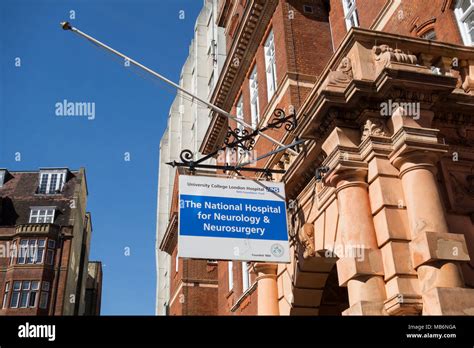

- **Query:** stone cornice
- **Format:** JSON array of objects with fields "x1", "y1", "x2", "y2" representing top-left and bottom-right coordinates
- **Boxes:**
[{"x1": 159, "y1": 212, "x2": 178, "y2": 255}]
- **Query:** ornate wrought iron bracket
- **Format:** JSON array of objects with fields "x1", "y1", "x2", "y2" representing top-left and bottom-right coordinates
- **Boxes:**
[{"x1": 166, "y1": 108, "x2": 298, "y2": 176}]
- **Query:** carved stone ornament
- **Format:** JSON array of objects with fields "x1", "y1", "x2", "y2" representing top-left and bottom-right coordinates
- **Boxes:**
[
  {"x1": 361, "y1": 118, "x2": 389, "y2": 140},
  {"x1": 372, "y1": 44, "x2": 418, "y2": 67},
  {"x1": 298, "y1": 223, "x2": 316, "y2": 258},
  {"x1": 440, "y1": 159, "x2": 474, "y2": 215},
  {"x1": 327, "y1": 57, "x2": 353, "y2": 85}
]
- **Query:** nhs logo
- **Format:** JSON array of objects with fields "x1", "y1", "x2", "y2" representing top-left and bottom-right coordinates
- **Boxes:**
[{"x1": 266, "y1": 187, "x2": 280, "y2": 193}]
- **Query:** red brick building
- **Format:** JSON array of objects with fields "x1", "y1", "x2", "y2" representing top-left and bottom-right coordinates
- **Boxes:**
[
  {"x1": 0, "y1": 168, "x2": 102, "y2": 315},
  {"x1": 161, "y1": 0, "x2": 474, "y2": 315}
]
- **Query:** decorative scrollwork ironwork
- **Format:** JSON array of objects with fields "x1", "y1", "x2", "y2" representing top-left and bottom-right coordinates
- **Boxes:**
[
  {"x1": 266, "y1": 108, "x2": 297, "y2": 132},
  {"x1": 224, "y1": 127, "x2": 256, "y2": 152},
  {"x1": 166, "y1": 108, "x2": 300, "y2": 176},
  {"x1": 179, "y1": 149, "x2": 194, "y2": 164}
]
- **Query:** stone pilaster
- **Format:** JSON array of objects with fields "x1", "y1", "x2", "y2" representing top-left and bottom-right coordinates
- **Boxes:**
[
  {"x1": 360, "y1": 116, "x2": 422, "y2": 315},
  {"x1": 389, "y1": 111, "x2": 474, "y2": 315},
  {"x1": 322, "y1": 127, "x2": 387, "y2": 315}
]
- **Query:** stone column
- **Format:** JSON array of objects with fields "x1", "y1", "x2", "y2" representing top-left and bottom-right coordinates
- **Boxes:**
[
  {"x1": 253, "y1": 263, "x2": 279, "y2": 315},
  {"x1": 389, "y1": 112, "x2": 474, "y2": 315},
  {"x1": 323, "y1": 127, "x2": 387, "y2": 315}
]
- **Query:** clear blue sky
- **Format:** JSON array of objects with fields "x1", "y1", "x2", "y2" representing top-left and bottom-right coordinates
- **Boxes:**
[{"x1": 0, "y1": 0, "x2": 203, "y2": 315}]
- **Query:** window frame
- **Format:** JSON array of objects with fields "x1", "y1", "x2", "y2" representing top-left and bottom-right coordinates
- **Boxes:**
[
  {"x1": 38, "y1": 170, "x2": 66, "y2": 195},
  {"x1": 249, "y1": 66, "x2": 260, "y2": 129},
  {"x1": 0, "y1": 170, "x2": 5, "y2": 187},
  {"x1": 2, "y1": 282, "x2": 9, "y2": 309},
  {"x1": 228, "y1": 261, "x2": 234, "y2": 291},
  {"x1": 264, "y1": 30, "x2": 277, "y2": 101},
  {"x1": 16, "y1": 238, "x2": 47, "y2": 265},
  {"x1": 342, "y1": 0, "x2": 360, "y2": 30},
  {"x1": 9, "y1": 281, "x2": 21, "y2": 308},
  {"x1": 235, "y1": 96, "x2": 244, "y2": 131},
  {"x1": 6, "y1": 280, "x2": 46, "y2": 309},
  {"x1": 454, "y1": 0, "x2": 474, "y2": 45},
  {"x1": 29, "y1": 207, "x2": 56, "y2": 224},
  {"x1": 39, "y1": 282, "x2": 50, "y2": 309},
  {"x1": 241, "y1": 261, "x2": 251, "y2": 292}
]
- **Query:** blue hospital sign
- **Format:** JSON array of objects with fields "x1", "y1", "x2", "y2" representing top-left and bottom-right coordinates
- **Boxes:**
[{"x1": 178, "y1": 175, "x2": 290, "y2": 263}]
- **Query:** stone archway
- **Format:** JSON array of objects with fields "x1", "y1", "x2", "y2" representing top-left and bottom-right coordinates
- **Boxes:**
[
  {"x1": 289, "y1": 238, "x2": 349, "y2": 315},
  {"x1": 319, "y1": 265, "x2": 349, "y2": 315}
]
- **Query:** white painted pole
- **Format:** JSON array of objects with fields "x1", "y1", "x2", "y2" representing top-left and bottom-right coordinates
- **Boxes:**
[{"x1": 60, "y1": 22, "x2": 299, "y2": 156}]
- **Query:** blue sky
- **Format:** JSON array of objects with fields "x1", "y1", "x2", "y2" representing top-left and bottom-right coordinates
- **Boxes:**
[{"x1": 0, "y1": 0, "x2": 203, "y2": 315}]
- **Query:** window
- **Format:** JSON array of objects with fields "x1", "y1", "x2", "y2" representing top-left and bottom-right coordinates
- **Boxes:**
[
  {"x1": 46, "y1": 240, "x2": 56, "y2": 265},
  {"x1": 342, "y1": 0, "x2": 359, "y2": 30},
  {"x1": 236, "y1": 96, "x2": 244, "y2": 131},
  {"x1": 29, "y1": 207, "x2": 55, "y2": 224},
  {"x1": 242, "y1": 262, "x2": 251, "y2": 292},
  {"x1": 7, "y1": 281, "x2": 46, "y2": 309},
  {"x1": 455, "y1": 0, "x2": 474, "y2": 45},
  {"x1": 175, "y1": 253, "x2": 179, "y2": 273},
  {"x1": 303, "y1": 5, "x2": 314, "y2": 13},
  {"x1": 17, "y1": 239, "x2": 46, "y2": 264},
  {"x1": 0, "y1": 169, "x2": 6, "y2": 187},
  {"x1": 264, "y1": 30, "x2": 277, "y2": 100},
  {"x1": 208, "y1": 71, "x2": 215, "y2": 97},
  {"x1": 38, "y1": 170, "x2": 66, "y2": 194},
  {"x1": 39, "y1": 282, "x2": 50, "y2": 309},
  {"x1": 10, "y1": 282, "x2": 21, "y2": 308},
  {"x1": 421, "y1": 29, "x2": 437, "y2": 40},
  {"x1": 249, "y1": 66, "x2": 260, "y2": 128},
  {"x1": 9, "y1": 281, "x2": 39, "y2": 308},
  {"x1": 2, "y1": 282, "x2": 9, "y2": 309},
  {"x1": 9, "y1": 241, "x2": 17, "y2": 265},
  {"x1": 228, "y1": 261, "x2": 234, "y2": 291}
]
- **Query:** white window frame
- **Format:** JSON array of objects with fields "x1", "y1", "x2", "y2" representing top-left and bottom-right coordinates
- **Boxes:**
[
  {"x1": 236, "y1": 96, "x2": 244, "y2": 131},
  {"x1": 0, "y1": 170, "x2": 5, "y2": 187},
  {"x1": 342, "y1": 0, "x2": 359, "y2": 30},
  {"x1": 10, "y1": 280, "x2": 39, "y2": 309},
  {"x1": 264, "y1": 30, "x2": 277, "y2": 101},
  {"x1": 175, "y1": 253, "x2": 179, "y2": 273},
  {"x1": 38, "y1": 170, "x2": 67, "y2": 194},
  {"x1": 242, "y1": 262, "x2": 250, "y2": 292},
  {"x1": 228, "y1": 261, "x2": 234, "y2": 291},
  {"x1": 234, "y1": 97, "x2": 245, "y2": 164},
  {"x1": 29, "y1": 207, "x2": 56, "y2": 224},
  {"x1": 249, "y1": 66, "x2": 260, "y2": 129},
  {"x1": 454, "y1": 0, "x2": 474, "y2": 45},
  {"x1": 17, "y1": 238, "x2": 46, "y2": 264},
  {"x1": 2, "y1": 282, "x2": 9, "y2": 309}
]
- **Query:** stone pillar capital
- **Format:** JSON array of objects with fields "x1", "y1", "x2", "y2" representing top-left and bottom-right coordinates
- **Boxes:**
[
  {"x1": 324, "y1": 162, "x2": 368, "y2": 189},
  {"x1": 253, "y1": 263, "x2": 278, "y2": 280},
  {"x1": 389, "y1": 127, "x2": 448, "y2": 177}
]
